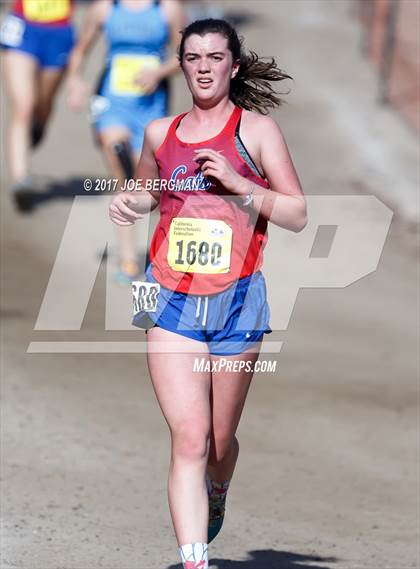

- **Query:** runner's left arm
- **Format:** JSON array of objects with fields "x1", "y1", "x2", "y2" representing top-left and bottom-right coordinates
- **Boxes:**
[
  {"x1": 158, "y1": 0, "x2": 185, "y2": 79},
  {"x1": 137, "y1": 0, "x2": 185, "y2": 95},
  {"x1": 66, "y1": 0, "x2": 108, "y2": 110},
  {"x1": 193, "y1": 116, "x2": 307, "y2": 232},
  {"x1": 250, "y1": 115, "x2": 307, "y2": 231}
]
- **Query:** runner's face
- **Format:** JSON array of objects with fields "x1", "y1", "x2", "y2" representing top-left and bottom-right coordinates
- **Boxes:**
[{"x1": 182, "y1": 33, "x2": 239, "y2": 103}]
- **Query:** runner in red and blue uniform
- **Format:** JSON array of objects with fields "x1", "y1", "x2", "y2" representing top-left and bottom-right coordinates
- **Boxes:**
[
  {"x1": 109, "y1": 18, "x2": 307, "y2": 569},
  {"x1": 0, "y1": 0, "x2": 76, "y2": 211}
]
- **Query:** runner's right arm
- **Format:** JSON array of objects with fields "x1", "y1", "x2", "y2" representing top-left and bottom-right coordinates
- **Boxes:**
[{"x1": 109, "y1": 117, "x2": 173, "y2": 225}]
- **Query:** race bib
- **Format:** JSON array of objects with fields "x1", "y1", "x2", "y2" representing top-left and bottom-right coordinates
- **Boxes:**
[
  {"x1": 168, "y1": 218, "x2": 232, "y2": 274},
  {"x1": 0, "y1": 15, "x2": 24, "y2": 47},
  {"x1": 110, "y1": 54, "x2": 160, "y2": 96},
  {"x1": 22, "y1": 0, "x2": 71, "y2": 23},
  {"x1": 132, "y1": 281, "x2": 160, "y2": 315}
]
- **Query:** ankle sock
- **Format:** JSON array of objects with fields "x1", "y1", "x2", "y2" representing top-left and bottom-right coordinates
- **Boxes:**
[{"x1": 178, "y1": 542, "x2": 208, "y2": 569}]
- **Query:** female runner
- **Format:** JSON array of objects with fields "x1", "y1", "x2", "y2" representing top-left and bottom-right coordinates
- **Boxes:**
[
  {"x1": 66, "y1": 0, "x2": 184, "y2": 282},
  {"x1": 109, "y1": 18, "x2": 307, "y2": 569},
  {"x1": 0, "y1": 0, "x2": 76, "y2": 212}
]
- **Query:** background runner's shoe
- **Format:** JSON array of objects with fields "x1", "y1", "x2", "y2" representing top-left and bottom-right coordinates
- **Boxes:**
[
  {"x1": 10, "y1": 178, "x2": 36, "y2": 214},
  {"x1": 114, "y1": 260, "x2": 141, "y2": 285}
]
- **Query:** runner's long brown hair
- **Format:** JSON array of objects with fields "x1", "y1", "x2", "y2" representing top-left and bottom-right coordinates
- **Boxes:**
[{"x1": 178, "y1": 19, "x2": 292, "y2": 114}]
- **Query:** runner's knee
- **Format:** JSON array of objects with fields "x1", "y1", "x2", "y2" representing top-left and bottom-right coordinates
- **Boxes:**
[
  {"x1": 208, "y1": 434, "x2": 238, "y2": 466},
  {"x1": 171, "y1": 423, "x2": 211, "y2": 463},
  {"x1": 11, "y1": 100, "x2": 34, "y2": 124}
]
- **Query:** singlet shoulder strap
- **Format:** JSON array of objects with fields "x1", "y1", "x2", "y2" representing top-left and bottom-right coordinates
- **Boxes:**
[
  {"x1": 235, "y1": 112, "x2": 242, "y2": 136},
  {"x1": 170, "y1": 112, "x2": 188, "y2": 135},
  {"x1": 225, "y1": 105, "x2": 243, "y2": 137},
  {"x1": 154, "y1": 113, "x2": 188, "y2": 157}
]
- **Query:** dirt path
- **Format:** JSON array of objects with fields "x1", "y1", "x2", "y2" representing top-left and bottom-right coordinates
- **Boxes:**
[{"x1": 1, "y1": 2, "x2": 418, "y2": 568}]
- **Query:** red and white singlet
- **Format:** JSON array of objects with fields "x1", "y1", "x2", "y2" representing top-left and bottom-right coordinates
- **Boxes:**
[{"x1": 150, "y1": 105, "x2": 270, "y2": 295}]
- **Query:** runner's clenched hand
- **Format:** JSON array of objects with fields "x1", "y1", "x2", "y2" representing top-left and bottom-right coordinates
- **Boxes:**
[
  {"x1": 135, "y1": 68, "x2": 161, "y2": 95},
  {"x1": 193, "y1": 148, "x2": 248, "y2": 195},
  {"x1": 109, "y1": 193, "x2": 143, "y2": 226}
]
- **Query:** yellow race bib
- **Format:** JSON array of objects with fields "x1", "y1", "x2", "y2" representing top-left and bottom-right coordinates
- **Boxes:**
[
  {"x1": 23, "y1": 0, "x2": 70, "y2": 23},
  {"x1": 168, "y1": 218, "x2": 232, "y2": 274},
  {"x1": 110, "y1": 54, "x2": 160, "y2": 96}
]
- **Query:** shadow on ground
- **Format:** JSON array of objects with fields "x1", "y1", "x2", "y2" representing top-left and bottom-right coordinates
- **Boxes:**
[
  {"x1": 15, "y1": 177, "x2": 111, "y2": 213},
  {"x1": 167, "y1": 549, "x2": 338, "y2": 569},
  {"x1": 36, "y1": 176, "x2": 110, "y2": 202}
]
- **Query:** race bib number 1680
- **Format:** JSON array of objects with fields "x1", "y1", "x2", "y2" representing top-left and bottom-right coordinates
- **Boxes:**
[{"x1": 168, "y1": 217, "x2": 232, "y2": 274}]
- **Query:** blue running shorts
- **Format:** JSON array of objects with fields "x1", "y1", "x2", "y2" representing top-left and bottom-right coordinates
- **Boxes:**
[
  {"x1": 90, "y1": 86, "x2": 168, "y2": 153},
  {"x1": 0, "y1": 14, "x2": 75, "y2": 69},
  {"x1": 132, "y1": 265, "x2": 271, "y2": 356}
]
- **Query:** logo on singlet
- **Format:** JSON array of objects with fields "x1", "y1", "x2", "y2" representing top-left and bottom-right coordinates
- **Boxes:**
[{"x1": 169, "y1": 165, "x2": 212, "y2": 192}]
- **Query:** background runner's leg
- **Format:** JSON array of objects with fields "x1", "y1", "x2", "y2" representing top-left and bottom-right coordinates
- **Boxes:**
[
  {"x1": 113, "y1": 140, "x2": 134, "y2": 179},
  {"x1": 99, "y1": 127, "x2": 139, "y2": 277},
  {"x1": 2, "y1": 51, "x2": 37, "y2": 184},
  {"x1": 32, "y1": 67, "x2": 66, "y2": 147},
  {"x1": 98, "y1": 127, "x2": 132, "y2": 182}
]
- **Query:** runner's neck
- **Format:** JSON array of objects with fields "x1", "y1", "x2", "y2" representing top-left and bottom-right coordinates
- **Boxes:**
[{"x1": 176, "y1": 102, "x2": 237, "y2": 143}]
